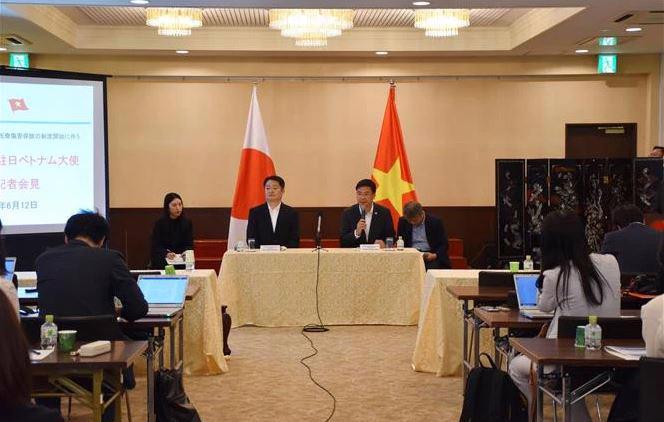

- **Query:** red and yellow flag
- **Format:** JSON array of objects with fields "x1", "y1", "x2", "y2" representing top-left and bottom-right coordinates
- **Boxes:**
[{"x1": 372, "y1": 85, "x2": 417, "y2": 229}]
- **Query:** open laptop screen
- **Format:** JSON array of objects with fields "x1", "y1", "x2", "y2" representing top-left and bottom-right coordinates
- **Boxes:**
[
  {"x1": 514, "y1": 274, "x2": 539, "y2": 307},
  {"x1": 2, "y1": 257, "x2": 16, "y2": 281},
  {"x1": 138, "y1": 275, "x2": 188, "y2": 305}
]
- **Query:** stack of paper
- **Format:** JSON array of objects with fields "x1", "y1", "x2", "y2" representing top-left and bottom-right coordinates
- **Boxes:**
[{"x1": 604, "y1": 346, "x2": 647, "y2": 361}]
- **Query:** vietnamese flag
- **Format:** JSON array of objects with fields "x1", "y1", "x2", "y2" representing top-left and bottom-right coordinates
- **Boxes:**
[
  {"x1": 8, "y1": 98, "x2": 28, "y2": 112},
  {"x1": 227, "y1": 86, "x2": 276, "y2": 250},
  {"x1": 371, "y1": 84, "x2": 417, "y2": 230}
]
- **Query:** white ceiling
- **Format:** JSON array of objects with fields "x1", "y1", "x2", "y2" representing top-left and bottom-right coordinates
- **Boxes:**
[{"x1": 0, "y1": 0, "x2": 662, "y2": 56}]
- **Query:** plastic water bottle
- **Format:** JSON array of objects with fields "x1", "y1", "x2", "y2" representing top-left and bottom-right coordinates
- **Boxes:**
[
  {"x1": 396, "y1": 236, "x2": 405, "y2": 250},
  {"x1": 523, "y1": 255, "x2": 534, "y2": 271},
  {"x1": 40, "y1": 314, "x2": 58, "y2": 350},
  {"x1": 584, "y1": 315, "x2": 602, "y2": 351}
]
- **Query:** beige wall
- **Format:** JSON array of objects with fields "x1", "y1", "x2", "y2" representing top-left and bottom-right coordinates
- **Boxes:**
[{"x1": 26, "y1": 54, "x2": 661, "y2": 207}]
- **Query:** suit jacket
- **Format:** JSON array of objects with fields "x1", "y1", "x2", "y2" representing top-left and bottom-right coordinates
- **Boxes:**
[
  {"x1": 150, "y1": 215, "x2": 194, "y2": 269},
  {"x1": 340, "y1": 203, "x2": 395, "y2": 247},
  {"x1": 601, "y1": 223, "x2": 662, "y2": 274},
  {"x1": 246, "y1": 202, "x2": 300, "y2": 248},
  {"x1": 1, "y1": 404, "x2": 64, "y2": 422},
  {"x1": 36, "y1": 240, "x2": 148, "y2": 322},
  {"x1": 397, "y1": 213, "x2": 451, "y2": 269}
]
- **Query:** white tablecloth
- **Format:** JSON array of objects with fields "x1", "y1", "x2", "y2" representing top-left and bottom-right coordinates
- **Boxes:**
[{"x1": 219, "y1": 248, "x2": 426, "y2": 327}]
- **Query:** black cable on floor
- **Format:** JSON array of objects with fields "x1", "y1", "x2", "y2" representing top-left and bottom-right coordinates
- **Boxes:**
[
  {"x1": 303, "y1": 246, "x2": 328, "y2": 333},
  {"x1": 300, "y1": 329, "x2": 337, "y2": 422}
]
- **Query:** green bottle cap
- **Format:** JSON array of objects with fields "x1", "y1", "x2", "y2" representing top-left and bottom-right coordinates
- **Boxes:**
[
  {"x1": 588, "y1": 315, "x2": 597, "y2": 325},
  {"x1": 45, "y1": 314, "x2": 54, "y2": 323}
]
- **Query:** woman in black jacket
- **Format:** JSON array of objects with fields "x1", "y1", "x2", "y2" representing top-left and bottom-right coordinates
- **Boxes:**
[{"x1": 150, "y1": 192, "x2": 194, "y2": 269}]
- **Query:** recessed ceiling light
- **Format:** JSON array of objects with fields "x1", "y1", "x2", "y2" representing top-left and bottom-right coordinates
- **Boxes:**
[
  {"x1": 412, "y1": 1, "x2": 431, "y2": 6},
  {"x1": 175, "y1": 50, "x2": 189, "y2": 54},
  {"x1": 130, "y1": 0, "x2": 149, "y2": 4},
  {"x1": 575, "y1": 49, "x2": 589, "y2": 54},
  {"x1": 375, "y1": 51, "x2": 389, "y2": 55},
  {"x1": 0, "y1": 47, "x2": 7, "y2": 52},
  {"x1": 625, "y1": 27, "x2": 642, "y2": 32}
]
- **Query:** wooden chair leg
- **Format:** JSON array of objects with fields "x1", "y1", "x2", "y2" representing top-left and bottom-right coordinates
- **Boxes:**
[
  {"x1": 67, "y1": 397, "x2": 72, "y2": 421},
  {"x1": 222, "y1": 305, "x2": 232, "y2": 355},
  {"x1": 125, "y1": 391, "x2": 132, "y2": 422}
]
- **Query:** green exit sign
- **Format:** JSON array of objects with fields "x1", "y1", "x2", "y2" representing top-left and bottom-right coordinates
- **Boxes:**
[
  {"x1": 598, "y1": 54, "x2": 617, "y2": 74},
  {"x1": 9, "y1": 53, "x2": 30, "y2": 68}
]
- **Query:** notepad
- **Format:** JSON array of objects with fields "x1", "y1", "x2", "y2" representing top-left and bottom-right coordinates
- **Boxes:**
[
  {"x1": 30, "y1": 348, "x2": 55, "y2": 361},
  {"x1": 604, "y1": 346, "x2": 647, "y2": 361}
]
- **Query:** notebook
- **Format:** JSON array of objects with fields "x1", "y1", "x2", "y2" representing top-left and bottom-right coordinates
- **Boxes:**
[
  {"x1": 138, "y1": 275, "x2": 188, "y2": 317},
  {"x1": 514, "y1": 273, "x2": 554, "y2": 319}
]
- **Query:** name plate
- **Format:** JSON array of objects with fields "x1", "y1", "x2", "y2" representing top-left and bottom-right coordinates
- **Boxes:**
[
  {"x1": 260, "y1": 245, "x2": 281, "y2": 252},
  {"x1": 359, "y1": 244, "x2": 381, "y2": 251}
]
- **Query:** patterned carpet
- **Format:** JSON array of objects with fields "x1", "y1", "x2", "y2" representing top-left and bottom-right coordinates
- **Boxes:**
[{"x1": 69, "y1": 325, "x2": 463, "y2": 421}]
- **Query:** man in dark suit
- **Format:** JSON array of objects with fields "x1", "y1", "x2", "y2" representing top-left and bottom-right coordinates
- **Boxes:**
[
  {"x1": 601, "y1": 204, "x2": 661, "y2": 274},
  {"x1": 36, "y1": 212, "x2": 147, "y2": 422},
  {"x1": 340, "y1": 178, "x2": 395, "y2": 248},
  {"x1": 247, "y1": 175, "x2": 300, "y2": 248},
  {"x1": 397, "y1": 201, "x2": 451, "y2": 270}
]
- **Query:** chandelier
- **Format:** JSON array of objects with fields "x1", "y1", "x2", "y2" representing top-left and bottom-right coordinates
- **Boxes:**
[
  {"x1": 414, "y1": 9, "x2": 470, "y2": 38},
  {"x1": 269, "y1": 9, "x2": 354, "y2": 47},
  {"x1": 146, "y1": 8, "x2": 203, "y2": 37}
]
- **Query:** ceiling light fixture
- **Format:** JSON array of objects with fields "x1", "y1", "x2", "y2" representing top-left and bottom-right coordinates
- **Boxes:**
[
  {"x1": 412, "y1": 1, "x2": 431, "y2": 6},
  {"x1": 269, "y1": 9, "x2": 354, "y2": 47},
  {"x1": 175, "y1": 50, "x2": 189, "y2": 54},
  {"x1": 0, "y1": 47, "x2": 7, "y2": 52},
  {"x1": 575, "y1": 49, "x2": 589, "y2": 54},
  {"x1": 130, "y1": 0, "x2": 149, "y2": 4},
  {"x1": 146, "y1": 8, "x2": 203, "y2": 37},
  {"x1": 625, "y1": 27, "x2": 642, "y2": 32},
  {"x1": 414, "y1": 9, "x2": 470, "y2": 37},
  {"x1": 375, "y1": 51, "x2": 389, "y2": 55}
]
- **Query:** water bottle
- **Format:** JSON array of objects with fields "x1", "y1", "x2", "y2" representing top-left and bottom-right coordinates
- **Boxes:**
[
  {"x1": 396, "y1": 236, "x2": 405, "y2": 250},
  {"x1": 523, "y1": 255, "x2": 534, "y2": 271},
  {"x1": 40, "y1": 314, "x2": 58, "y2": 350},
  {"x1": 584, "y1": 315, "x2": 602, "y2": 351}
]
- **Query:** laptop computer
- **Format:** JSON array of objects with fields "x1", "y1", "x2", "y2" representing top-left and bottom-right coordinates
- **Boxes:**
[
  {"x1": 2, "y1": 257, "x2": 16, "y2": 281},
  {"x1": 138, "y1": 275, "x2": 188, "y2": 318},
  {"x1": 514, "y1": 273, "x2": 554, "y2": 319}
]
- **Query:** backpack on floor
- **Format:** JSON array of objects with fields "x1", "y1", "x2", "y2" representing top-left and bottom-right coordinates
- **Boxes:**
[
  {"x1": 155, "y1": 367, "x2": 202, "y2": 422},
  {"x1": 459, "y1": 353, "x2": 528, "y2": 422}
]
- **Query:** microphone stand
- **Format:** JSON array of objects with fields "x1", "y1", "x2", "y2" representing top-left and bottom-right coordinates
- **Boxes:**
[{"x1": 304, "y1": 212, "x2": 328, "y2": 332}]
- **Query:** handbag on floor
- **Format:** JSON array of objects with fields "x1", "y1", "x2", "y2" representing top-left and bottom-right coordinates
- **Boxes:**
[
  {"x1": 155, "y1": 367, "x2": 202, "y2": 422},
  {"x1": 459, "y1": 353, "x2": 528, "y2": 422}
]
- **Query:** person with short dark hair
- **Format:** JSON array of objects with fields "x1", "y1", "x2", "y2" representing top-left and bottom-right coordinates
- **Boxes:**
[
  {"x1": 0, "y1": 218, "x2": 19, "y2": 315},
  {"x1": 37, "y1": 211, "x2": 148, "y2": 321},
  {"x1": 601, "y1": 204, "x2": 661, "y2": 274},
  {"x1": 0, "y1": 292, "x2": 63, "y2": 422},
  {"x1": 150, "y1": 192, "x2": 194, "y2": 269},
  {"x1": 340, "y1": 178, "x2": 395, "y2": 248},
  {"x1": 397, "y1": 201, "x2": 451, "y2": 270},
  {"x1": 649, "y1": 146, "x2": 664, "y2": 158},
  {"x1": 246, "y1": 175, "x2": 300, "y2": 248}
]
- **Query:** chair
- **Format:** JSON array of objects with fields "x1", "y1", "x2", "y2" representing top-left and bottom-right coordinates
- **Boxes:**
[
  {"x1": 557, "y1": 316, "x2": 642, "y2": 340},
  {"x1": 639, "y1": 357, "x2": 664, "y2": 422}
]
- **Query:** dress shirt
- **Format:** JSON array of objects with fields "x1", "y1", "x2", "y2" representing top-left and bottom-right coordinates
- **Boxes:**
[
  {"x1": 411, "y1": 217, "x2": 431, "y2": 252},
  {"x1": 268, "y1": 202, "x2": 281, "y2": 232},
  {"x1": 355, "y1": 204, "x2": 374, "y2": 239},
  {"x1": 642, "y1": 294, "x2": 664, "y2": 358}
]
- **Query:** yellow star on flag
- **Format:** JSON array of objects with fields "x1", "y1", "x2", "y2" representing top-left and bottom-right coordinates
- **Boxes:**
[{"x1": 372, "y1": 158, "x2": 416, "y2": 216}]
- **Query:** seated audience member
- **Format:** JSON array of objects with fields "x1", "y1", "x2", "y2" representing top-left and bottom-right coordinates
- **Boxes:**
[
  {"x1": 510, "y1": 212, "x2": 621, "y2": 422},
  {"x1": 37, "y1": 211, "x2": 148, "y2": 321},
  {"x1": 340, "y1": 178, "x2": 395, "y2": 248},
  {"x1": 0, "y1": 292, "x2": 63, "y2": 422},
  {"x1": 247, "y1": 175, "x2": 300, "y2": 248},
  {"x1": 150, "y1": 192, "x2": 194, "y2": 269},
  {"x1": 36, "y1": 212, "x2": 148, "y2": 421},
  {"x1": 601, "y1": 204, "x2": 661, "y2": 274},
  {"x1": 397, "y1": 201, "x2": 451, "y2": 270},
  {"x1": 0, "y1": 218, "x2": 19, "y2": 315},
  {"x1": 642, "y1": 294, "x2": 664, "y2": 357},
  {"x1": 649, "y1": 146, "x2": 664, "y2": 157}
]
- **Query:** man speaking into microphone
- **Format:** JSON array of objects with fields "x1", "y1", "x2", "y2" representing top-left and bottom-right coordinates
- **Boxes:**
[{"x1": 340, "y1": 179, "x2": 395, "y2": 248}]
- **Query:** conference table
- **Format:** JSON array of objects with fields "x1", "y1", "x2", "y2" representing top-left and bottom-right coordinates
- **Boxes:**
[
  {"x1": 412, "y1": 270, "x2": 497, "y2": 377},
  {"x1": 219, "y1": 248, "x2": 426, "y2": 327},
  {"x1": 17, "y1": 269, "x2": 227, "y2": 376}
]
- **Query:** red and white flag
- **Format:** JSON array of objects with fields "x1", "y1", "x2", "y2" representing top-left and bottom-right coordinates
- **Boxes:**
[{"x1": 228, "y1": 86, "x2": 276, "y2": 249}]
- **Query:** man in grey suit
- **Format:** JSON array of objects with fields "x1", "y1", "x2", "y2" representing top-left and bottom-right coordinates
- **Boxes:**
[{"x1": 601, "y1": 204, "x2": 661, "y2": 274}]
